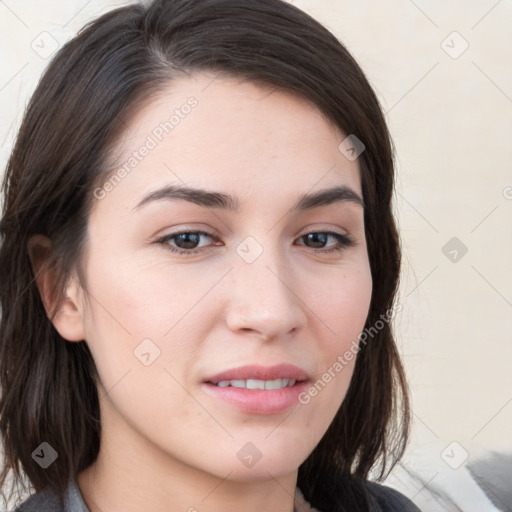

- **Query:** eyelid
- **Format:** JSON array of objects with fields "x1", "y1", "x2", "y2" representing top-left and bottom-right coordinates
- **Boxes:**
[{"x1": 152, "y1": 224, "x2": 220, "y2": 242}]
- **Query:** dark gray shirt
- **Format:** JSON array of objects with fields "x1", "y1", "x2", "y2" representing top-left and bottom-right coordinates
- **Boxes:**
[{"x1": 13, "y1": 479, "x2": 421, "y2": 511}]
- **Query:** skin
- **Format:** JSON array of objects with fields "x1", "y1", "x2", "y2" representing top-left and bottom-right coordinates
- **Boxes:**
[{"x1": 32, "y1": 73, "x2": 372, "y2": 512}]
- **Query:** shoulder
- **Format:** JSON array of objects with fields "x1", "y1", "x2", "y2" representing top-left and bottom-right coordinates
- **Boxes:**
[
  {"x1": 364, "y1": 480, "x2": 422, "y2": 512},
  {"x1": 11, "y1": 488, "x2": 64, "y2": 512},
  {"x1": 12, "y1": 479, "x2": 89, "y2": 512}
]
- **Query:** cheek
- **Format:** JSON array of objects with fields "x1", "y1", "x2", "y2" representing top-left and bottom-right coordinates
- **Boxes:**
[
  {"x1": 298, "y1": 263, "x2": 372, "y2": 413},
  {"x1": 79, "y1": 250, "x2": 237, "y2": 416},
  {"x1": 306, "y1": 261, "x2": 373, "y2": 350},
  {"x1": 82, "y1": 245, "x2": 223, "y2": 340},
  {"x1": 323, "y1": 273, "x2": 371, "y2": 330}
]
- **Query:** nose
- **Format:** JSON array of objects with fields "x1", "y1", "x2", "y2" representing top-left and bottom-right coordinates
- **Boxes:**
[{"x1": 224, "y1": 245, "x2": 307, "y2": 341}]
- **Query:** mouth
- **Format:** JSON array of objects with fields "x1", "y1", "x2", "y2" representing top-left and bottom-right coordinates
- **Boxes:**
[{"x1": 202, "y1": 364, "x2": 310, "y2": 415}]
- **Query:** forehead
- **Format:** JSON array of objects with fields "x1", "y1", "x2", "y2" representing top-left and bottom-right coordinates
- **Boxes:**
[{"x1": 99, "y1": 72, "x2": 362, "y2": 212}]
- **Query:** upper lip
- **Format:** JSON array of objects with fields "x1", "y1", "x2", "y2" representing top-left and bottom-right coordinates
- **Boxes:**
[{"x1": 204, "y1": 364, "x2": 310, "y2": 384}]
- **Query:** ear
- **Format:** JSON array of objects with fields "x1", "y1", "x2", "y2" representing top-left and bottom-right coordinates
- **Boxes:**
[{"x1": 27, "y1": 234, "x2": 86, "y2": 342}]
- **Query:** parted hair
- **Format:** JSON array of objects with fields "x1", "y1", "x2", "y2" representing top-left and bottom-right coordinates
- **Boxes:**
[{"x1": 0, "y1": 1, "x2": 410, "y2": 510}]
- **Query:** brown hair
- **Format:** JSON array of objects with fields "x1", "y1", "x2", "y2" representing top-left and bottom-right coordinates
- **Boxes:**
[{"x1": 0, "y1": 1, "x2": 409, "y2": 510}]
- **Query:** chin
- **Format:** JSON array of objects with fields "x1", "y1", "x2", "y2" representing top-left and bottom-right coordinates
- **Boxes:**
[
  {"x1": 218, "y1": 461, "x2": 301, "y2": 483},
  {"x1": 201, "y1": 441, "x2": 310, "y2": 483}
]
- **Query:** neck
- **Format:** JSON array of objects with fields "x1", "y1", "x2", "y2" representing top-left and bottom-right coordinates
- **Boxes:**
[
  {"x1": 78, "y1": 461, "x2": 298, "y2": 512},
  {"x1": 77, "y1": 395, "x2": 298, "y2": 512}
]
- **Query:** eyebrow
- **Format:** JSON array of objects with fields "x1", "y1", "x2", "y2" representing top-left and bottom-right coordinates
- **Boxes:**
[{"x1": 133, "y1": 184, "x2": 365, "y2": 212}]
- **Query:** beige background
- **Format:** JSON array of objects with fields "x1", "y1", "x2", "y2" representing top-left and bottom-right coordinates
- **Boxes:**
[{"x1": 1, "y1": 1, "x2": 511, "y2": 510}]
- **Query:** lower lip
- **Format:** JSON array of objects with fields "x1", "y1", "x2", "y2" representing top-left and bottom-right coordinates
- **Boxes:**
[{"x1": 202, "y1": 381, "x2": 310, "y2": 415}]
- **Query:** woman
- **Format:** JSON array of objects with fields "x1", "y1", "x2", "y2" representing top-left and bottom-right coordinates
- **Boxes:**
[{"x1": 0, "y1": 1, "x2": 420, "y2": 510}]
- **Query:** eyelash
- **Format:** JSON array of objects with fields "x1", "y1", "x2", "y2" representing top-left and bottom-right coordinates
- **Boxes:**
[{"x1": 154, "y1": 230, "x2": 355, "y2": 256}]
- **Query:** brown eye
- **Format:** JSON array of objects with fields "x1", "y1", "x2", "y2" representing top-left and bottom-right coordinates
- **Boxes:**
[
  {"x1": 302, "y1": 233, "x2": 328, "y2": 248},
  {"x1": 155, "y1": 230, "x2": 220, "y2": 255},
  {"x1": 297, "y1": 231, "x2": 355, "y2": 253},
  {"x1": 173, "y1": 232, "x2": 202, "y2": 249}
]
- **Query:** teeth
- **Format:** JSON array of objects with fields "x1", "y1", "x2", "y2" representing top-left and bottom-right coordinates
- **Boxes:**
[
  {"x1": 215, "y1": 378, "x2": 296, "y2": 389},
  {"x1": 263, "y1": 378, "x2": 287, "y2": 390},
  {"x1": 246, "y1": 379, "x2": 265, "y2": 390}
]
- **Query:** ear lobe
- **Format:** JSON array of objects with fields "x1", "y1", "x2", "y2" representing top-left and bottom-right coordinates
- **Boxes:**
[{"x1": 27, "y1": 234, "x2": 86, "y2": 342}]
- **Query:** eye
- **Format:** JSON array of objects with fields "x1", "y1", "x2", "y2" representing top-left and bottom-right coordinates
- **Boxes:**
[
  {"x1": 154, "y1": 229, "x2": 355, "y2": 256},
  {"x1": 155, "y1": 230, "x2": 220, "y2": 255},
  {"x1": 296, "y1": 231, "x2": 355, "y2": 253}
]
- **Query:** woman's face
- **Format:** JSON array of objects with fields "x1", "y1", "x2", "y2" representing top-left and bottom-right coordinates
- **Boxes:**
[{"x1": 72, "y1": 73, "x2": 372, "y2": 482}]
